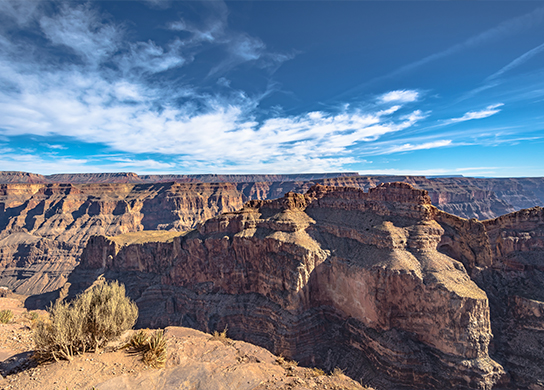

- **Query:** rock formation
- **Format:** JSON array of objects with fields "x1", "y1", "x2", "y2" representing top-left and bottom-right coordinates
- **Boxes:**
[
  {"x1": 475, "y1": 207, "x2": 544, "y2": 388},
  {"x1": 1, "y1": 172, "x2": 543, "y2": 298},
  {"x1": 0, "y1": 182, "x2": 249, "y2": 294},
  {"x1": 74, "y1": 183, "x2": 521, "y2": 389}
]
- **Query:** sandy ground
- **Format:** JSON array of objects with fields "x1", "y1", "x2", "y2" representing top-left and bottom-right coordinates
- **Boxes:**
[{"x1": 0, "y1": 296, "x2": 370, "y2": 390}]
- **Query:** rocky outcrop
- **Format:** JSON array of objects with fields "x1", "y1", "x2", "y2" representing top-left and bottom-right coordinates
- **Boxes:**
[
  {"x1": 75, "y1": 183, "x2": 508, "y2": 389},
  {"x1": 318, "y1": 176, "x2": 518, "y2": 220}
]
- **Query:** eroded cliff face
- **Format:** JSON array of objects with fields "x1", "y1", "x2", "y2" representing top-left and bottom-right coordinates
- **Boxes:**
[
  {"x1": 318, "y1": 176, "x2": 518, "y2": 220},
  {"x1": 476, "y1": 208, "x2": 544, "y2": 388},
  {"x1": 1, "y1": 173, "x2": 544, "y2": 297},
  {"x1": 0, "y1": 182, "x2": 247, "y2": 294},
  {"x1": 76, "y1": 183, "x2": 506, "y2": 389}
]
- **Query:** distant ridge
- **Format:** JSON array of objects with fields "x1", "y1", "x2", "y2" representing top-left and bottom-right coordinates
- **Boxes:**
[{"x1": 0, "y1": 171, "x2": 359, "y2": 184}]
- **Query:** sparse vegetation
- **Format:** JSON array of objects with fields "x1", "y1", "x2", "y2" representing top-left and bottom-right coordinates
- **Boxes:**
[
  {"x1": 124, "y1": 329, "x2": 149, "y2": 352},
  {"x1": 28, "y1": 311, "x2": 39, "y2": 322},
  {"x1": 33, "y1": 280, "x2": 138, "y2": 362},
  {"x1": 123, "y1": 329, "x2": 167, "y2": 368},
  {"x1": 0, "y1": 309, "x2": 13, "y2": 323},
  {"x1": 310, "y1": 367, "x2": 326, "y2": 376},
  {"x1": 143, "y1": 330, "x2": 167, "y2": 368},
  {"x1": 276, "y1": 354, "x2": 299, "y2": 370},
  {"x1": 331, "y1": 367, "x2": 344, "y2": 376},
  {"x1": 210, "y1": 325, "x2": 232, "y2": 345}
]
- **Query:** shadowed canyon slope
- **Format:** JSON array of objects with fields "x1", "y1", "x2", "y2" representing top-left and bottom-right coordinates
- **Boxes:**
[
  {"x1": 70, "y1": 182, "x2": 544, "y2": 390},
  {"x1": 1, "y1": 172, "x2": 543, "y2": 296}
]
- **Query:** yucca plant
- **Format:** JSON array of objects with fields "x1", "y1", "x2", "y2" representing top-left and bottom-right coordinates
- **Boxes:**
[
  {"x1": 143, "y1": 330, "x2": 167, "y2": 368},
  {"x1": 123, "y1": 329, "x2": 149, "y2": 353},
  {"x1": 123, "y1": 329, "x2": 167, "y2": 368}
]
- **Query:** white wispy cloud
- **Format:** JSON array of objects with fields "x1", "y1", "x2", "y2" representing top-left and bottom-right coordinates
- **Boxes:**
[
  {"x1": 0, "y1": 1, "x2": 41, "y2": 27},
  {"x1": 359, "y1": 167, "x2": 501, "y2": 177},
  {"x1": 166, "y1": 2, "x2": 293, "y2": 76},
  {"x1": 487, "y1": 41, "x2": 544, "y2": 81},
  {"x1": 379, "y1": 90, "x2": 419, "y2": 104},
  {"x1": 387, "y1": 140, "x2": 452, "y2": 153},
  {"x1": 39, "y1": 3, "x2": 121, "y2": 66},
  {"x1": 117, "y1": 40, "x2": 186, "y2": 76},
  {"x1": 392, "y1": 6, "x2": 544, "y2": 78},
  {"x1": 443, "y1": 104, "x2": 504, "y2": 125},
  {"x1": 43, "y1": 144, "x2": 67, "y2": 150},
  {"x1": 334, "y1": 6, "x2": 544, "y2": 101},
  {"x1": 0, "y1": 152, "x2": 177, "y2": 175},
  {"x1": 0, "y1": 2, "x2": 431, "y2": 173}
]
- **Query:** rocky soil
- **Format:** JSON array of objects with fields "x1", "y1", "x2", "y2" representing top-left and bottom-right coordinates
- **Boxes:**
[{"x1": 0, "y1": 296, "x2": 369, "y2": 390}]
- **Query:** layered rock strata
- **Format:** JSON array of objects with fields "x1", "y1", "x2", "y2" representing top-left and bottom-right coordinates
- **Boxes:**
[
  {"x1": 1, "y1": 173, "x2": 544, "y2": 296},
  {"x1": 476, "y1": 208, "x2": 544, "y2": 388},
  {"x1": 76, "y1": 183, "x2": 506, "y2": 389},
  {"x1": 0, "y1": 182, "x2": 245, "y2": 294}
]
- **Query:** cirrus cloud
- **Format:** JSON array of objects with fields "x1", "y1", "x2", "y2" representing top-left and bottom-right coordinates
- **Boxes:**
[{"x1": 443, "y1": 103, "x2": 504, "y2": 125}]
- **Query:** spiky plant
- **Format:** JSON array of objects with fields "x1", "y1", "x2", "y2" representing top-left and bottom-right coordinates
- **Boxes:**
[{"x1": 0, "y1": 309, "x2": 13, "y2": 324}]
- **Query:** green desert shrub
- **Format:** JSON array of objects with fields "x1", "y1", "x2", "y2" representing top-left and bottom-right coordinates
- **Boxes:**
[
  {"x1": 0, "y1": 309, "x2": 13, "y2": 324},
  {"x1": 34, "y1": 280, "x2": 138, "y2": 362}
]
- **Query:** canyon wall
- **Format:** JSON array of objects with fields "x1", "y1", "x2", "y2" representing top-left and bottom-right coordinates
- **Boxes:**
[
  {"x1": 3, "y1": 175, "x2": 541, "y2": 388},
  {"x1": 0, "y1": 182, "x2": 246, "y2": 294},
  {"x1": 73, "y1": 183, "x2": 515, "y2": 389},
  {"x1": 1, "y1": 172, "x2": 543, "y2": 297}
]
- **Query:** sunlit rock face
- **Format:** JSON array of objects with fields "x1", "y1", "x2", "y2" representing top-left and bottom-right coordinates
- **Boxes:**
[{"x1": 78, "y1": 183, "x2": 508, "y2": 389}]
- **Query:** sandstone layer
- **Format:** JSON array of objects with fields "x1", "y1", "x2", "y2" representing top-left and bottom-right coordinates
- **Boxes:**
[{"x1": 73, "y1": 183, "x2": 513, "y2": 389}]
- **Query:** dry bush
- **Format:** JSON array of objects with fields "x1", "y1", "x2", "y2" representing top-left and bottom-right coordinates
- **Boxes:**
[
  {"x1": 34, "y1": 299, "x2": 88, "y2": 361},
  {"x1": 310, "y1": 367, "x2": 326, "y2": 377},
  {"x1": 124, "y1": 329, "x2": 149, "y2": 352},
  {"x1": 0, "y1": 309, "x2": 13, "y2": 323},
  {"x1": 331, "y1": 367, "x2": 344, "y2": 376},
  {"x1": 80, "y1": 281, "x2": 138, "y2": 351},
  {"x1": 276, "y1": 354, "x2": 298, "y2": 370},
  {"x1": 28, "y1": 311, "x2": 39, "y2": 321},
  {"x1": 210, "y1": 325, "x2": 232, "y2": 345},
  {"x1": 34, "y1": 280, "x2": 138, "y2": 362},
  {"x1": 124, "y1": 329, "x2": 167, "y2": 368}
]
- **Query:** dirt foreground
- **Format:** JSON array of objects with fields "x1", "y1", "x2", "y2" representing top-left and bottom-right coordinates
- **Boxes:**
[{"x1": 0, "y1": 297, "x2": 370, "y2": 390}]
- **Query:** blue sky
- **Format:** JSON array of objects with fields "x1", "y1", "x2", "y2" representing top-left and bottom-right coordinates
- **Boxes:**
[{"x1": 0, "y1": 1, "x2": 543, "y2": 176}]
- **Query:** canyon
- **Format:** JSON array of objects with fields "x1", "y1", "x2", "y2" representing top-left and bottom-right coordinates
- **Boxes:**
[
  {"x1": 68, "y1": 182, "x2": 544, "y2": 389},
  {"x1": 1, "y1": 171, "x2": 543, "y2": 297},
  {"x1": 1, "y1": 172, "x2": 544, "y2": 389}
]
